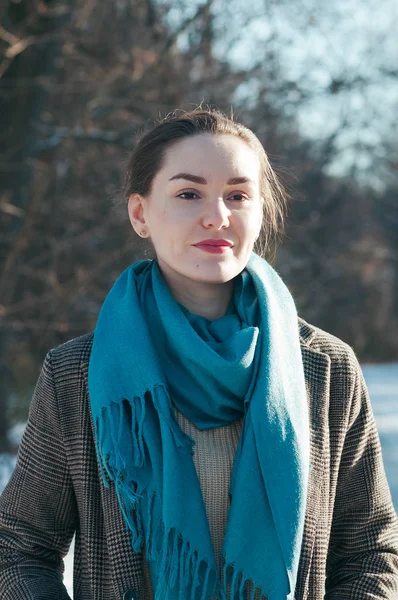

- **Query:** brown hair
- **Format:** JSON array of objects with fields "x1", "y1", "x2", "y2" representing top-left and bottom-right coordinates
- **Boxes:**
[{"x1": 122, "y1": 108, "x2": 287, "y2": 257}]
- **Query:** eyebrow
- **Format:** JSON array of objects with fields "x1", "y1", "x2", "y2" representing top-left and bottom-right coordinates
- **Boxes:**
[{"x1": 168, "y1": 173, "x2": 254, "y2": 185}]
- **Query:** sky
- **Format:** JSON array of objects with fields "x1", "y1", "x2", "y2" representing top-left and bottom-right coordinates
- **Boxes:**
[{"x1": 164, "y1": 0, "x2": 398, "y2": 187}]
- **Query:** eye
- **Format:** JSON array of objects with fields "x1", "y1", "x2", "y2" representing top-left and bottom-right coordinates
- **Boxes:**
[
  {"x1": 177, "y1": 190, "x2": 200, "y2": 200},
  {"x1": 228, "y1": 192, "x2": 248, "y2": 202}
]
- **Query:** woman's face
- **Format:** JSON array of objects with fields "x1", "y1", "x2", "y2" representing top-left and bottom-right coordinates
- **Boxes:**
[{"x1": 128, "y1": 133, "x2": 263, "y2": 291}]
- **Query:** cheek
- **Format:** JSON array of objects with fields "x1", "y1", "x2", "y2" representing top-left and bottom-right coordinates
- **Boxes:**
[
  {"x1": 159, "y1": 209, "x2": 195, "y2": 238},
  {"x1": 150, "y1": 209, "x2": 186, "y2": 253},
  {"x1": 240, "y1": 209, "x2": 263, "y2": 239},
  {"x1": 253, "y1": 204, "x2": 264, "y2": 236},
  {"x1": 149, "y1": 210, "x2": 175, "y2": 241},
  {"x1": 155, "y1": 202, "x2": 183, "y2": 227}
]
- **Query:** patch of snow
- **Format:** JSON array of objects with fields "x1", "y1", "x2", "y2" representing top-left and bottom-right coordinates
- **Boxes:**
[
  {"x1": 64, "y1": 538, "x2": 74, "y2": 598},
  {"x1": 362, "y1": 363, "x2": 398, "y2": 511},
  {"x1": 373, "y1": 414, "x2": 398, "y2": 433},
  {"x1": 0, "y1": 454, "x2": 17, "y2": 493},
  {"x1": 7, "y1": 422, "x2": 26, "y2": 448}
]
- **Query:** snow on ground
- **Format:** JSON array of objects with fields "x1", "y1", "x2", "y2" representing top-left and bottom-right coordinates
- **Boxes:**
[
  {"x1": 0, "y1": 454, "x2": 16, "y2": 493},
  {"x1": 361, "y1": 363, "x2": 398, "y2": 509},
  {"x1": 0, "y1": 363, "x2": 397, "y2": 597},
  {"x1": 64, "y1": 537, "x2": 74, "y2": 597}
]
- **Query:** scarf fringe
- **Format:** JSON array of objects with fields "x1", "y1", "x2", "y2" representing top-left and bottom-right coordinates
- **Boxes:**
[
  {"x1": 143, "y1": 496, "x2": 266, "y2": 600},
  {"x1": 95, "y1": 397, "x2": 267, "y2": 600},
  {"x1": 219, "y1": 556, "x2": 266, "y2": 600},
  {"x1": 95, "y1": 389, "x2": 189, "y2": 483},
  {"x1": 144, "y1": 498, "x2": 214, "y2": 600}
]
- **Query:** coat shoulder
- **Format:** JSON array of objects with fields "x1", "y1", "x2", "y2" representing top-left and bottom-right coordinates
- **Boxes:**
[
  {"x1": 298, "y1": 317, "x2": 364, "y2": 431},
  {"x1": 42, "y1": 334, "x2": 94, "y2": 422},
  {"x1": 298, "y1": 316, "x2": 360, "y2": 376},
  {"x1": 48, "y1": 332, "x2": 94, "y2": 375}
]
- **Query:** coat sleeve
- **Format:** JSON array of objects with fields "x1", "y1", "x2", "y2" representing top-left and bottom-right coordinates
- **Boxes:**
[
  {"x1": 0, "y1": 351, "x2": 77, "y2": 599},
  {"x1": 325, "y1": 356, "x2": 398, "y2": 599}
]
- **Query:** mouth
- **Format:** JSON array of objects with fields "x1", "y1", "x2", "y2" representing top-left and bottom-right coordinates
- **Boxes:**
[{"x1": 193, "y1": 240, "x2": 234, "y2": 254}]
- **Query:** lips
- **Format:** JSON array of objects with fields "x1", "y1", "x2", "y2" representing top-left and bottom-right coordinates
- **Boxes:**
[
  {"x1": 194, "y1": 239, "x2": 233, "y2": 254},
  {"x1": 195, "y1": 239, "x2": 233, "y2": 247}
]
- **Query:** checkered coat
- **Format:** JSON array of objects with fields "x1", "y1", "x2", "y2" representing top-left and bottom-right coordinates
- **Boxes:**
[{"x1": 0, "y1": 318, "x2": 397, "y2": 599}]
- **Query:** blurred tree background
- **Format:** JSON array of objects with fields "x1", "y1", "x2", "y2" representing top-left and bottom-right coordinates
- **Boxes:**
[{"x1": 0, "y1": 0, "x2": 397, "y2": 451}]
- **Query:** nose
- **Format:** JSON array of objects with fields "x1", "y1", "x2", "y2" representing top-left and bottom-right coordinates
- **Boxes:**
[{"x1": 202, "y1": 197, "x2": 230, "y2": 229}]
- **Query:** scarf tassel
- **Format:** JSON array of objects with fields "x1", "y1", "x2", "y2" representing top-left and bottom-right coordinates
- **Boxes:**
[
  {"x1": 96, "y1": 389, "x2": 192, "y2": 482},
  {"x1": 147, "y1": 514, "x2": 214, "y2": 600},
  {"x1": 95, "y1": 398, "x2": 267, "y2": 599},
  {"x1": 220, "y1": 557, "x2": 265, "y2": 600},
  {"x1": 114, "y1": 484, "x2": 218, "y2": 600},
  {"x1": 138, "y1": 490, "x2": 266, "y2": 600}
]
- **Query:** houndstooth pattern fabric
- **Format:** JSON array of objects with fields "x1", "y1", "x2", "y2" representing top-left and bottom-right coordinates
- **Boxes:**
[{"x1": 0, "y1": 318, "x2": 397, "y2": 599}]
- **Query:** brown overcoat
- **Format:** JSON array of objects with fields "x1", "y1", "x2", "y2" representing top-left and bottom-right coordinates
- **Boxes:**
[{"x1": 0, "y1": 318, "x2": 397, "y2": 599}]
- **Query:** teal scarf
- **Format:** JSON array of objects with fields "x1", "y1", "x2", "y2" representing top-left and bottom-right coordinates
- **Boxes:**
[{"x1": 88, "y1": 252, "x2": 309, "y2": 600}]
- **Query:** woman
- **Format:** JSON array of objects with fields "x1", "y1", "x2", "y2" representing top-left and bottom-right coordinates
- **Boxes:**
[{"x1": 0, "y1": 109, "x2": 397, "y2": 600}]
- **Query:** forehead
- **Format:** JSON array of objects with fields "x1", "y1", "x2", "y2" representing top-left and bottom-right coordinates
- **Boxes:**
[{"x1": 160, "y1": 133, "x2": 261, "y2": 182}]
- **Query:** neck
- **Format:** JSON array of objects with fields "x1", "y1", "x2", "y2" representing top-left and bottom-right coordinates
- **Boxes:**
[{"x1": 158, "y1": 264, "x2": 234, "y2": 321}]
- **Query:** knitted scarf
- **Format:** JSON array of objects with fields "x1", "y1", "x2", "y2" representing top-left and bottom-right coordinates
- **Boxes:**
[{"x1": 88, "y1": 252, "x2": 309, "y2": 600}]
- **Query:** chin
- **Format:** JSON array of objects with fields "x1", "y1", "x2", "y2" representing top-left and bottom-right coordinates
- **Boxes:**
[{"x1": 185, "y1": 261, "x2": 240, "y2": 284}]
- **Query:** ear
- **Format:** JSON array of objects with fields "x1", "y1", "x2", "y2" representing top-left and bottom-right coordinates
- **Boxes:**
[{"x1": 128, "y1": 193, "x2": 149, "y2": 236}]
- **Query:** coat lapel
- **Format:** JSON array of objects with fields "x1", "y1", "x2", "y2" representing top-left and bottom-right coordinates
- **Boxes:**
[
  {"x1": 296, "y1": 321, "x2": 331, "y2": 599},
  {"x1": 82, "y1": 361, "x2": 143, "y2": 599}
]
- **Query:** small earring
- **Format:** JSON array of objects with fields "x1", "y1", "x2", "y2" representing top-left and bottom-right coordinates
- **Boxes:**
[{"x1": 139, "y1": 229, "x2": 146, "y2": 237}]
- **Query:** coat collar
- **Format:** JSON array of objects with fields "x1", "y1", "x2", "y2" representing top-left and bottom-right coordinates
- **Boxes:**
[{"x1": 298, "y1": 316, "x2": 319, "y2": 348}]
